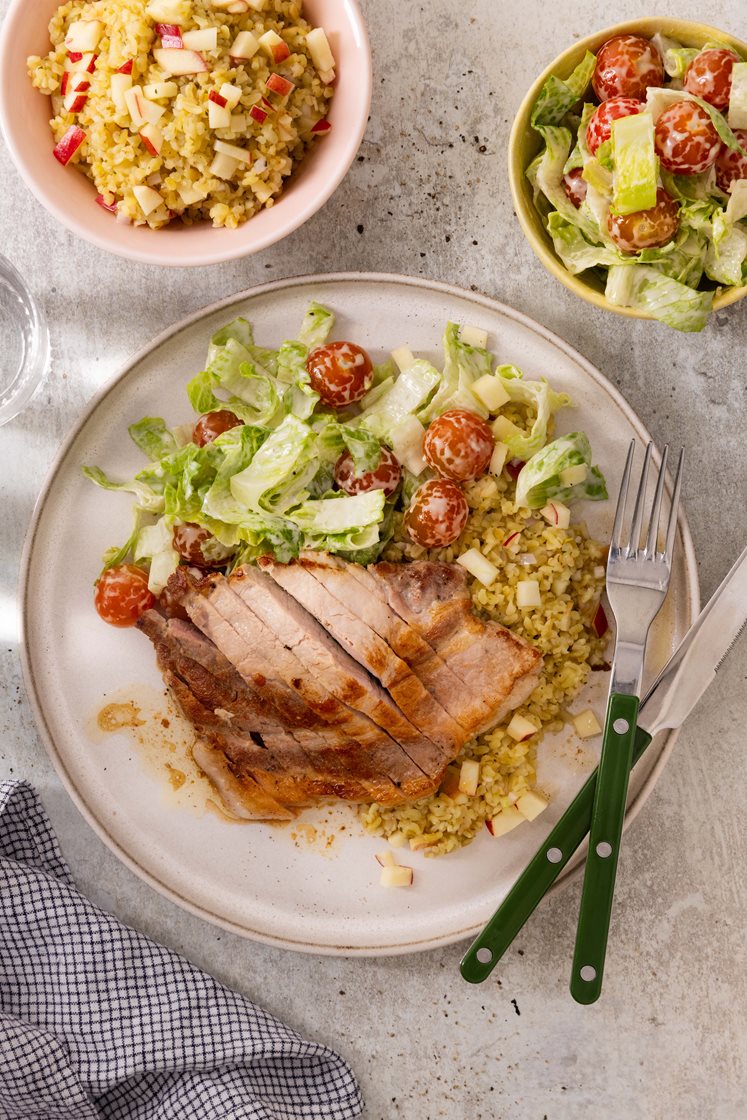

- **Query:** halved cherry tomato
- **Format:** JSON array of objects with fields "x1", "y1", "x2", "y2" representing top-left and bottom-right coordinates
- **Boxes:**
[
  {"x1": 563, "y1": 167, "x2": 588, "y2": 209},
  {"x1": 172, "y1": 522, "x2": 222, "y2": 568},
  {"x1": 586, "y1": 97, "x2": 644, "y2": 156},
  {"x1": 654, "y1": 101, "x2": 721, "y2": 175},
  {"x1": 405, "y1": 479, "x2": 469, "y2": 548},
  {"x1": 334, "y1": 446, "x2": 402, "y2": 498},
  {"x1": 192, "y1": 410, "x2": 241, "y2": 447},
  {"x1": 592, "y1": 35, "x2": 664, "y2": 102},
  {"x1": 684, "y1": 48, "x2": 738, "y2": 111},
  {"x1": 715, "y1": 130, "x2": 747, "y2": 192},
  {"x1": 95, "y1": 564, "x2": 155, "y2": 627},
  {"x1": 306, "y1": 342, "x2": 374, "y2": 408},
  {"x1": 607, "y1": 188, "x2": 680, "y2": 252},
  {"x1": 423, "y1": 409, "x2": 494, "y2": 482}
]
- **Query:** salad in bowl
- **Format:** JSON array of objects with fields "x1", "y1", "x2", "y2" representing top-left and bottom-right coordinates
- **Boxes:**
[{"x1": 520, "y1": 24, "x2": 747, "y2": 332}]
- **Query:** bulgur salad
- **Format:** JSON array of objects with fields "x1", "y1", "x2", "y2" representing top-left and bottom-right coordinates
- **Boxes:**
[
  {"x1": 27, "y1": 0, "x2": 336, "y2": 229},
  {"x1": 83, "y1": 303, "x2": 611, "y2": 861}
]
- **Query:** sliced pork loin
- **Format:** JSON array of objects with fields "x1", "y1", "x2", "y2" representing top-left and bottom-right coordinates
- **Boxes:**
[
  {"x1": 294, "y1": 551, "x2": 497, "y2": 737},
  {"x1": 169, "y1": 569, "x2": 439, "y2": 796}
]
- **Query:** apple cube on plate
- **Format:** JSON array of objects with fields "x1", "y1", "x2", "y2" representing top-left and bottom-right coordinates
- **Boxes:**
[
  {"x1": 209, "y1": 151, "x2": 240, "y2": 179},
  {"x1": 506, "y1": 713, "x2": 537, "y2": 742},
  {"x1": 220, "y1": 82, "x2": 243, "y2": 109},
  {"x1": 391, "y1": 345, "x2": 415, "y2": 372},
  {"x1": 133, "y1": 184, "x2": 165, "y2": 216},
  {"x1": 515, "y1": 580, "x2": 541, "y2": 609},
  {"x1": 177, "y1": 182, "x2": 208, "y2": 205},
  {"x1": 111, "y1": 73, "x2": 133, "y2": 114},
  {"x1": 380, "y1": 865, "x2": 413, "y2": 888},
  {"x1": 456, "y1": 548, "x2": 499, "y2": 588},
  {"x1": 486, "y1": 806, "x2": 524, "y2": 837},
  {"x1": 573, "y1": 709, "x2": 603, "y2": 739},
  {"x1": 458, "y1": 759, "x2": 480, "y2": 796},
  {"x1": 306, "y1": 27, "x2": 335, "y2": 74},
  {"x1": 516, "y1": 791, "x2": 549, "y2": 822},
  {"x1": 143, "y1": 81, "x2": 178, "y2": 100},
  {"x1": 146, "y1": 0, "x2": 191, "y2": 21},
  {"x1": 230, "y1": 30, "x2": 260, "y2": 60},
  {"x1": 471, "y1": 374, "x2": 510, "y2": 412},
  {"x1": 64, "y1": 20, "x2": 103, "y2": 53},
  {"x1": 182, "y1": 28, "x2": 218, "y2": 51},
  {"x1": 375, "y1": 851, "x2": 397, "y2": 868},
  {"x1": 140, "y1": 123, "x2": 164, "y2": 156},
  {"x1": 491, "y1": 414, "x2": 521, "y2": 441},
  {"x1": 489, "y1": 441, "x2": 509, "y2": 477},
  {"x1": 208, "y1": 99, "x2": 232, "y2": 129},
  {"x1": 230, "y1": 113, "x2": 247, "y2": 132},
  {"x1": 540, "y1": 501, "x2": 571, "y2": 529},
  {"x1": 52, "y1": 125, "x2": 86, "y2": 166},
  {"x1": 214, "y1": 139, "x2": 251, "y2": 165},
  {"x1": 258, "y1": 29, "x2": 290, "y2": 63}
]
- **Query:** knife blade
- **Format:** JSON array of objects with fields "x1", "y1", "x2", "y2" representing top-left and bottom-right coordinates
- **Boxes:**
[{"x1": 460, "y1": 544, "x2": 747, "y2": 984}]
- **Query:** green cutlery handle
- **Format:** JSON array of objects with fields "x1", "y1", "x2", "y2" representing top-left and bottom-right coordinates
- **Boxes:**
[
  {"x1": 570, "y1": 692, "x2": 640, "y2": 1004},
  {"x1": 460, "y1": 724, "x2": 652, "y2": 985}
]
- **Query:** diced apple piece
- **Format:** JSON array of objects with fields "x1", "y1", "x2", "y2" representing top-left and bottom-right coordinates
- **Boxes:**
[
  {"x1": 391, "y1": 345, "x2": 415, "y2": 372},
  {"x1": 245, "y1": 0, "x2": 267, "y2": 8},
  {"x1": 111, "y1": 73, "x2": 133, "y2": 113},
  {"x1": 209, "y1": 151, "x2": 239, "y2": 179},
  {"x1": 208, "y1": 99, "x2": 231, "y2": 129},
  {"x1": 177, "y1": 182, "x2": 208, "y2": 205},
  {"x1": 388, "y1": 831, "x2": 407, "y2": 849},
  {"x1": 516, "y1": 790, "x2": 549, "y2": 822},
  {"x1": 502, "y1": 530, "x2": 521, "y2": 552},
  {"x1": 146, "y1": 0, "x2": 190, "y2": 22},
  {"x1": 540, "y1": 501, "x2": 571, "y2": 529},
  {"x1": 143, "y1": 81, "x2": 178, "y2": 99},
  {"x1": 133, "y1": 183, "x2": 165, "y2": 216},
  {"x1": 64, "y1": 20, "x2": 103, "y2": 53},
  {"x1": 65, "y1": 52, "x2": 97, "y2": 74},
  {"x1": 492, "y1": 414, "x2": 521, "y2": 441},
  {"x1": 249, "y1": 104, "x2": 267, "y2": 124},
  {"x1": 456, "y1": 548, "x2": 499, "y2": 588},
  {"x1": 230, "y1": 30, "x2": 259, "y2": 60},
  {"x1": 220, "y1": 82, "x2": 242, "y2": 108},
  {"x1": 375, "y1": 850, "x2": 397, "y2": 868},
  {"x1": 489, "y1": 441, "x2": 509, "y2": 476},
  {"x1": 552, "y1": 576, "x2": 570, "y2": 596},
  {"x1": 559, "y1": 463, "x2": 588, "y2": 487},
  {"x1": 156, "y1": 23, "x2": 183, "y2": 48},
  {"x1": 516, "y1": 580, "x2": 541, "y2": 609},
  {"x1": 209, "y1": 89, "x2": 228, "y2": 108},
  {"x1": 52, "y1": 125, "x2": 86, "y2": 165},
  {"x1": 380, "y1": 865, "x2": 413, "y2": 888},
  {"x1": 153, "y1": 48, "x2": 208, "y2": 75},
  {"x1": 460, "y1": 324, "x2": 488, "y2": 348},
  {"x1": 182, "y1": 28, "x2": 218, "y2": 51},
  {"x1": 63, "y1": 73, "x2": 90, "y2": 112},
  {"x1": 310, "y1": 117, "x2": 331, "y2": 134},
  {"x1": 573, "y1": 709, "x2": 603, "y2": 739},
  {"x1": 117, "y1": 60, "x2": 134, "y2": 75},
  {"x1": 471, "y1": 374, "x2": 510, "y2": 412},
  {"x1": 389, "y1": 414, "x2": 427, "y2": 477},
  {"x1": 214, "y1": 139, "x2": 251, "y2": 164},
  {"x1": 230, "y1": 113, "x2": 247, "y2": 132},
  {"x1": 458, "y1": 759, "x2": 480, "y2": 796},
  {"x1": 506, "y1": 713, "x2": 538, "y2": 742},
  {"x1": 258, "y1": 29, "x2": 290, "y2": 63},
  {"x1": 307, "y1": 26, "x2": 335, "y2": 73},
  {"x1": 124, "y1": 85, "x2": 148, "y2": 127},
  {"x1": 140, "y1": 123, "x2": 164, "y2": 155},
  {"x1": 265, "y1": 72, "x2": 295, "y2": 97},
  {"x1": 95, "y1": 194, "x2": 118, "y2": 213},
  {"x1": 486, "y1": 806, "x2": 524, "y2": 837}
]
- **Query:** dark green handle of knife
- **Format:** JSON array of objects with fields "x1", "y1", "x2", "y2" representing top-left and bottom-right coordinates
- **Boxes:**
[
  {"x1": 460, "y1": 722, "x2": 652, "y2": 985},
  {"x1": 570, "y1": 692, "x2": 640, "y2": 1004}
]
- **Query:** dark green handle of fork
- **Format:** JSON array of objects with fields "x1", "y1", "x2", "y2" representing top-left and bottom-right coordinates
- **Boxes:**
[
  {"x1": 570, "y1": 692, "x2": 640, "y2": 1004},
  {"x1": 460, "y1": 722, "x2": 652, "y2": 984}
]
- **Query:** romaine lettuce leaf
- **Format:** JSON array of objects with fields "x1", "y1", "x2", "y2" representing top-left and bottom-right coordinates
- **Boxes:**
[
  {"x1": 360, "y1": 359, "x2": 440, "y2": 435},
  {"x1": 128, "y1": 417, "x2": 178, "y2": 461},
  {"x1": 298, "y1": 301, "x2": 335, "y2": 349},
  {"x1": 530, "y1": 52, "x2": 596, "y2": 128},
  {"x1": 605, "y1": 264, "x2": 713, "y2": 332},
  {"x1": 515, "y1": 432, "x2": 607, "y2": 509},
  {"x1": 494, "y1": 366, "x2": 570, "y2": 460},
  {"x1": 82, "y1": 466, "x2": 165, "y2": 514}
]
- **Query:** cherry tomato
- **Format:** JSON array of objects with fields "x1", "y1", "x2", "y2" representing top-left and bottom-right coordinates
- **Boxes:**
[
  {"x1": 423, "y1": 409, "x2": 494, "y2": 482},
  {"x1": 684, "y1": 48, "x2": 738, "y2": 111},
  {"x1": 306, "y1": 342, "x2": 374, "y2": 408},
  {"x1": 172, "y1": 522, "x2": 223, "y2": 568},
  {"x1": 607, "y1": 188, "x2": 680, "y2": 252},
  {"x1": 192, "y1": 410, "x2": 241, "y2": 447},
  {"x1": 405, "y1": 479, "x2": 469, "y2": 549},
  {"x1": 715, "y1": 130, "x2": 747, "y2": 192},
  {"x1": 654, "y1": 101, "x2": 722, "y2": 175},
  {"x1": 592, "y1": 35, "x2": 664, "y2": 102},
  {"x1": 334, "y1": 446, "x2": 402, "y2": 498},
  {"x1": 585, "y1": 96, "x2": 644, "y2": 156},
  {"x1": 562, "y1": 167, "x2": 588, "y2": 209},
  {"x1": 95, "y1": 564, "x2": 155, "y2": 627}
]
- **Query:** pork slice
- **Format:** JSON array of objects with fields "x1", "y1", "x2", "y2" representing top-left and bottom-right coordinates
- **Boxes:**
[
  {"x1": 183, "y1": 576, "x2": 435, "y2": 795},
  {"x1": 226, "y1": 566, "x2": 444, "y2": 787},
  {"x1": 260, "y1": 556, "x2": 464, "y2": 756},
  {"x1": 295, "y1": 551, "x2": 490, "y2": 737},
  {"x1": 369, "y1": 561, "x2": 543, "y2": 730}
]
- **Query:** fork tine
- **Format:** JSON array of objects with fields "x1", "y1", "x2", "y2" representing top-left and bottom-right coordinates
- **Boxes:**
[
  {"x1": 663, "y1": 448, "x2": 684, "y2": 561},
  {"x1": 611, "y1": 440, "x2": 635, "y2": 551},
  {"x1": 628, "y1": 442, "x2": 652, "y2": 555},
  {"x1": 644, "y1": 445, "x2": 669, "y2": 558}
]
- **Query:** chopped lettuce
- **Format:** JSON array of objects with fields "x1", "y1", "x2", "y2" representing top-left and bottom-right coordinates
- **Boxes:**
[
  {"x1": 605, "y1": 265, "x2": 714, "y2": 332},
  {"x1": 611, "y1": 113, "x2": 657, "y2": 215},
  {"x1": 420, "y1": 322, "x2": 494, "y2": 420},
  {"x1": 515, "y1": 432, "x2": 607, "y2": 509},
  {"x1": 359, "y1": 359, "x2": 440, "y2": 435},
  {"x1": 494, "y1": 366, "x2": 570, "y2": 460},
  {"x1": 530, "y1": 52, "x2": 596, "y2": 128},
  {"x1": 298, "y1": 301, "x2": 335, "y2": 349}
]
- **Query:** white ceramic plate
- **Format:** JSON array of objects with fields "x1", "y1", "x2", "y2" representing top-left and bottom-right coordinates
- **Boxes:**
[{"x1": 21, "y1": 274, "x2": 699, "y2": 956}]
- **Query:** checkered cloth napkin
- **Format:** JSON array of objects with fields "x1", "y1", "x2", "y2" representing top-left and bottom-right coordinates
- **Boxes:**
[{"x1": 0, "y1": 780, "x2": 364, "y2": 1119}]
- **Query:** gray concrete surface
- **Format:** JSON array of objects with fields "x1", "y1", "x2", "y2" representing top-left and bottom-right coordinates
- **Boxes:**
[{"x1": 1, "y1": 1, "x2": 746, "y2": 1116}]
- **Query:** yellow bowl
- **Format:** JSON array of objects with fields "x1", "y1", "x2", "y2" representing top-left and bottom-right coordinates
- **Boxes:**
[{"x1": 508, "y1": 17, "x2": 747, "y2": 322}]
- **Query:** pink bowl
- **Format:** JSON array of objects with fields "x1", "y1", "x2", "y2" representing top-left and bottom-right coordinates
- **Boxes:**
[{"x1": 0, "y1": 0, "x2": 371, "y2": 266}]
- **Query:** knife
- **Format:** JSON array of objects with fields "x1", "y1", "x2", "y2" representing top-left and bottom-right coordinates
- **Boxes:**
[{"x1": 460, "y1": 543, "x2": 747, "y2": 985}]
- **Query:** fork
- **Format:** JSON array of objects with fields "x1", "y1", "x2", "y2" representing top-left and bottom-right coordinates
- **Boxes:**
[{"x1": 570, "y1": 439, "x2": 683, "y2": 1004}]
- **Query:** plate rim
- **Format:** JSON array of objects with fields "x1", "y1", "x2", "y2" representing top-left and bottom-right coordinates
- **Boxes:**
[{"x1": 19, "y1": 272, "x2": 701, "y2": 955}]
